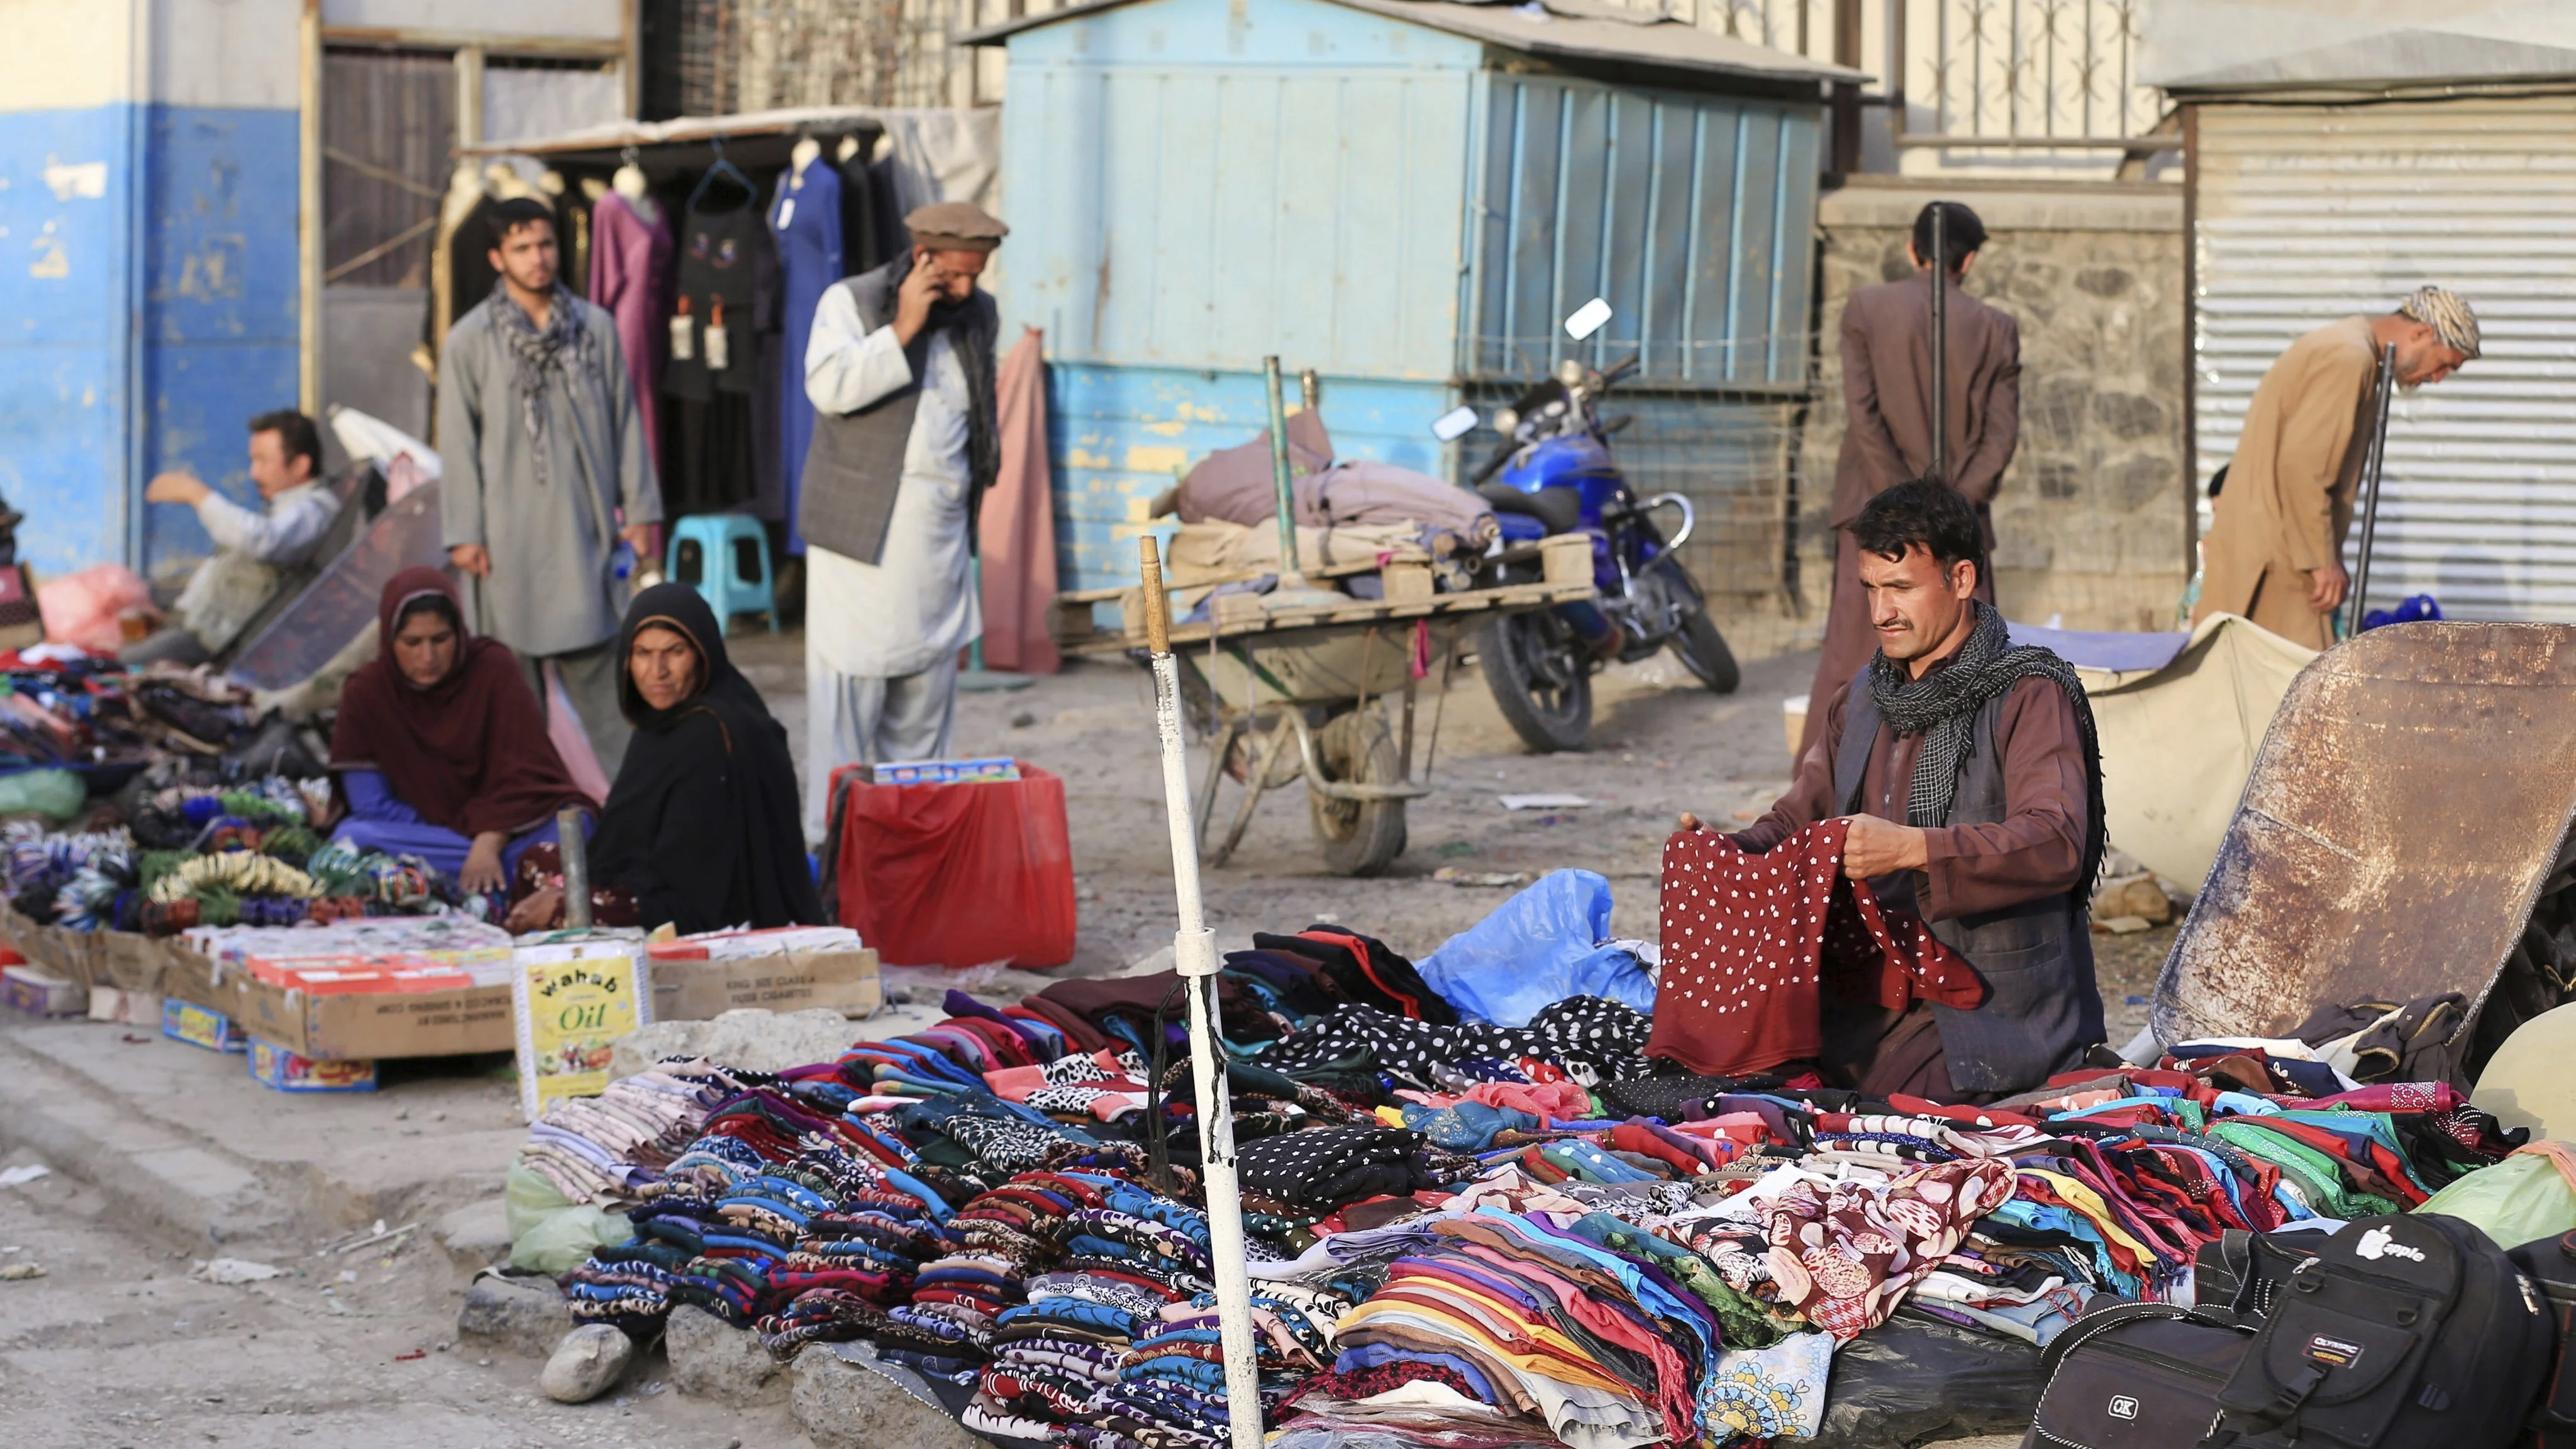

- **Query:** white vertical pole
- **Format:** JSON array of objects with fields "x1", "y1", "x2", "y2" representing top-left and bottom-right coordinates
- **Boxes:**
[{"x1": 1139, "y1": 537, "x2": 1265, "y2": 1448}]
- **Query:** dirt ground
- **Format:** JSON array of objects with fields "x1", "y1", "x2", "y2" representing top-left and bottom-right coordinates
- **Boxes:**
[{"x1": 0, "y1": 632, "x2": 2160, "y2": 1445}]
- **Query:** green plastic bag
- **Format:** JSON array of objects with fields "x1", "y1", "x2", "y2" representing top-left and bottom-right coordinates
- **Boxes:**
[
  {"x1": 0, "y1": 768, "x2": 88, "y2": 823},
  {"x1": 2414, "y1": 1146, "x2": 2576, "y2": 1250},
  {"x1": 503, "y1": 1162, "x2": 634, "y2": 1275}
]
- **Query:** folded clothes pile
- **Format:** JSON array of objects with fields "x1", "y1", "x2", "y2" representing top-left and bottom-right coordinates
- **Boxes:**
[{"x1": 507, "y1": 893, "x2": 2544, "y2": 1449}]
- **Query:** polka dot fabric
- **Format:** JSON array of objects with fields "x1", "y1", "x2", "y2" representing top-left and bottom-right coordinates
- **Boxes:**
[{"x1": 1646, "y1": 820, "x2": 1984, "y2": 1078}]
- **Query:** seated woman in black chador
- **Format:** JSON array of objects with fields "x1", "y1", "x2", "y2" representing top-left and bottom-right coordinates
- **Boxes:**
[{"x1": 507, "y1": 584, "x2": 823, "y2": 935}]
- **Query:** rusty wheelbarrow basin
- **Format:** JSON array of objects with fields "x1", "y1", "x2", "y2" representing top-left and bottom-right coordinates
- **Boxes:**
[{"x1": 2151, "y1": 621, "x2": 2576, "y2": 1048}]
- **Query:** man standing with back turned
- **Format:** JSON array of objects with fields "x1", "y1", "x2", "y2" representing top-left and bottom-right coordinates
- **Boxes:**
[
  {"x1": 1805, "y1": 201, "x2": 2020, "y2": 755},
  {"x1": 797, "y1": 201, "x2": 1008, "y2": 843},
  {"x1": 2191, "y1": 286, "x2": 2478, "y2": 648},
  {"x1": 440, "y1": 196, "x2": 662, "y2": 778}
]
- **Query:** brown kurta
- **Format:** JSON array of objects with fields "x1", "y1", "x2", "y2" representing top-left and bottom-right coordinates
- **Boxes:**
[
  {"x1": 1830, "y1": 271, "x2": 2024, "y2": 526},
  {"x1": 1738, "y1": 672, "x2": 2087, "y2": 924},
  {"x1": 1805, "y1": 272, "x2": 2021, "y2": 751},
  {"x1": 1736, "y1": 667, "x2": 2090, "y2": 1097},
  {"x1": 2191, "y1": 316, "x2": 2382, "y2": 650}
]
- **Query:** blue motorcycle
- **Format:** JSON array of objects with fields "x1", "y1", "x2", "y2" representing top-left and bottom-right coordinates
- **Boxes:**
[{"x1": 1470, "y1": 354, "x2": 1739, "y2": 751}]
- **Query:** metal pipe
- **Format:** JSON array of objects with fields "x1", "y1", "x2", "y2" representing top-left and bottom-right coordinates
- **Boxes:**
[
  {"x1": 558, "y1": 806, "x2": 593, "y2": 930},
  {"x1": 1263, "y1": 357, "x2": 1303, "y2": 587},
  {"x1": 2348, "y1": 341, "x2": 2399, "y2": 635},
  {"x1": 1300, "y1": 367, "x2": 1321, "y2": 413},
  {"x1": 1928, "y1": 201, "x2": 1948, "y2": 486},
  {"x1": 1138, "y1": 538, "x2": 1267, "y2": 1449}
]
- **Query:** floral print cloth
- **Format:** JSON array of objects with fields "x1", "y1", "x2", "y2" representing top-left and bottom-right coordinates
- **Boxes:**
[
  {"x1": 1763, "y1": 1157, "x2": 2016, "y2": 1338},
  {"x1": 1703, "y1": 1331, "x2": 1836, "y2": 1441}
]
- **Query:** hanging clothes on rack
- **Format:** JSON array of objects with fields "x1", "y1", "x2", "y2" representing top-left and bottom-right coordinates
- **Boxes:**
[
  {"x1": 663, "y1": 153, "x2": 779, "y2": 518},
  {"x1": 591, "y1": 188, "x2": 676, "y2": 467},
  {"x1": 772, "y1": 148, "x2": 843, "y2": 555},
  {"x1": 836, "y1": 130, "x2": 894, "y2": 277}
]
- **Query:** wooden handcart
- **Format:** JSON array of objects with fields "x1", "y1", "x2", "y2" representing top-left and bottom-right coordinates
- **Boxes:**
[{"x1": 1053, "y1": 547, "x2": 1593, "y2": 875}]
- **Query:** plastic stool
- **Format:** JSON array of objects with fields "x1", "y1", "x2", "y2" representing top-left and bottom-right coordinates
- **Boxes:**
[{"x1": 665, "y1": 513, "x2": 777, "y2": 635}]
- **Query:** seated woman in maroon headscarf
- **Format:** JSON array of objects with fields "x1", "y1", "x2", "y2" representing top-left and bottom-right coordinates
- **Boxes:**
[{"x1": 328, "y1": 567, "x2": 597, "y2": 895}]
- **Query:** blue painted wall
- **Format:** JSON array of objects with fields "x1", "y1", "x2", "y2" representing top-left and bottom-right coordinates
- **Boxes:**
[
  {"x1": 140, "y1": 105, "x2": 303, "y2": 575},
  {"x1": 1048, "y1": 362, "x2": 1450, "y2": 589},
  {"x1": 0, "y1": 103, "x2": 297, "y2": 579},
  {"x1": 0, "y1": 107, "x2": 136, "y2": 575},
  {"x1": 1465, "y1": 74, "x2": 1821, "y2": 391},
  {"x1": 996, "y1": 0, "x2": 1828, "y2": 594}
]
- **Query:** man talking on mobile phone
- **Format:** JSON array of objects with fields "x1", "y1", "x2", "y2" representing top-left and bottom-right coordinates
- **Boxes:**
[{"x1": 796, "y1": 201, "x2": 1009, "y2": 843}]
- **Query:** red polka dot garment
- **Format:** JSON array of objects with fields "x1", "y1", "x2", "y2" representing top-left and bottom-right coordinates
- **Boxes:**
[{"x1": 1646, "y1": 819, "x2": 1984, "y2": 1077}]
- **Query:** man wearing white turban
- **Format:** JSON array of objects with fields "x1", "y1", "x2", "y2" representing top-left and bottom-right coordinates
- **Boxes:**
[{"x1": 2193, "y1": 286, "x2": 2479, "y2": 649}]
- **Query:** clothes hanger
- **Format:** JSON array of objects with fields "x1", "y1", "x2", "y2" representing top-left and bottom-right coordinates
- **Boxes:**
[
  {"x1": 684, "y1": 133, "x2": 755, "y2": 216},
  {"x1": 791, "y1": 135, "x2": 821, "y2": 177}
]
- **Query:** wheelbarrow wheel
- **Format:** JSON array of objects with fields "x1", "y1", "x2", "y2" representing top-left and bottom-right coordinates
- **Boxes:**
[{"x1": 1309, "y1": 711, "x2": 1408, "y2": 877}]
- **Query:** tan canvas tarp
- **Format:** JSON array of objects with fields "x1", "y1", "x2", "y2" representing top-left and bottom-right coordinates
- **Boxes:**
[{"x1": 2080, "y1": 612, "x2": 2317, "y2": 894}]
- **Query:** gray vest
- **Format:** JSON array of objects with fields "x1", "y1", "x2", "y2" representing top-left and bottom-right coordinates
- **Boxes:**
[
  {"x1": 1833, "y1": 680, "x2": 2104, "y2": 1094},
  {"x1": 798, "y1": 257, "x2": 999, "y2": 565}
]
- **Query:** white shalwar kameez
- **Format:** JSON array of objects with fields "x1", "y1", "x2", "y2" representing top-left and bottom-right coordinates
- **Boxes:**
[{"x1": 800, "y1": 294, "x2": 982, "y2": 843}]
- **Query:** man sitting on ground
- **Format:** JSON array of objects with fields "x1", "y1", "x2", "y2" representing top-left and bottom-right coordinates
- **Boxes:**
[
  {"x1": 129, "y1": 408, "x2": 341, "y2": 665},
  {"x1": 1696, "y1": 479, "x2": 2106, "y2": 1099}
]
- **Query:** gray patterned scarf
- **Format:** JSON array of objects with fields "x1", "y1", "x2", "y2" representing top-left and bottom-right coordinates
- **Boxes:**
[
  {"x1": 1865, "y1": 601, "x2": 2107, "y2": 900},
  {"x1": 491, "y1": 280, "x2": 589, "y2": 486}
]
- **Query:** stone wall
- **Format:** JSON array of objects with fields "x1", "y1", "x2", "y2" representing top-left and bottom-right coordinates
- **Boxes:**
[{"x1": 1793, "y1": 182, "x2": 2192, "y2": 641}]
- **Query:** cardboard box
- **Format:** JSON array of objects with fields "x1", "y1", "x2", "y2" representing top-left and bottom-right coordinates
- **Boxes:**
[
  {"x1": 164, "y1": 997, "x2": 248, "y2": 1053},
  {"x1": 2, "y1": 964, "x2": 86, "y2": 1017},
  {"x1": 651, "y1": 947, "x2": 880, "y2": 1022},
  {"x1": 220, "y1": 974, "x2": 517, "y2": 1062},
  {"x1": 87, "y1": 986, "x2": 161, "y2": 1026},
  {"x1": 247, "y1": 1040, "x2": 378, "y2": 1093}
]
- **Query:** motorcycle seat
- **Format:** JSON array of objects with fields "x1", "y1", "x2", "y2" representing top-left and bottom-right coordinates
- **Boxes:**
[{"x1": 1478, "y1": 482, "x2": 1583, "y2": 536}]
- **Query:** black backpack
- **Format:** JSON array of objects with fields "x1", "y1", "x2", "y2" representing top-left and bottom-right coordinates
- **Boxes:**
[
  {"x1": 2209, "y1": 1213, "x2": 2548, "y2": 1448},
  {"x1": 2509, "y1": 1229, "x2": 2576, "y2": 1447},
  {"x1": 2027, "y1": 1214, "x2": 2551, "y2": 1449}
]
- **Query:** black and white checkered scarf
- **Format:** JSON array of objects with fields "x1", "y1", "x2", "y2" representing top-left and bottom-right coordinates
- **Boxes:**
[
  {"x1": 491, "y1": 280, "x2": 591, "y2": 487},
  {"x1": 1865, "y1": 601, "x2": 2107, "y2": 900}
]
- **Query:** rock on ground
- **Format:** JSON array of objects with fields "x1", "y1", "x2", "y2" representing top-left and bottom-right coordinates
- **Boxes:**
[
  {"x1": 611, "y1": 1008, "x2": 866, "y2": 1079},
  {"x1": 665, "y1": 1303, "x2": 782, "y2": 1406},
  {"x1": 456, "y1": 1271, "x2": 575, "y2": 1359},
  {"x1": 540, "y1": 1323, "x2": 635, "y2": 1404},
  {"x1": 790, "y1": 1345, "x2": 987, "y2": 1449}
]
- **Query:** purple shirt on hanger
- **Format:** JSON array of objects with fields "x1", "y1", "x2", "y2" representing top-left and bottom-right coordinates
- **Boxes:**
[{"x1": 589, "y1": 192, "x2": 675, "y2": 464}]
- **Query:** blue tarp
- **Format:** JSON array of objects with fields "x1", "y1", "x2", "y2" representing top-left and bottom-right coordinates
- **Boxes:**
[
  {"x1": 1416, "y1": 869, "x2": 1654, "y2": 1026},
  {"x1": 2005, "y1": 620, "x2": 2190, "y2": 674}
]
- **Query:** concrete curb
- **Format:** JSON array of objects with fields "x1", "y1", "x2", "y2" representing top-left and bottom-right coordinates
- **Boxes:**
[{"x1": 0, "y1": 1031, "x2": 287, "y2": 1246}]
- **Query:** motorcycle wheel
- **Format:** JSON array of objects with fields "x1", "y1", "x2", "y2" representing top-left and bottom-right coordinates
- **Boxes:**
[
  {"x1": 1670, "y1": 608, "x2": 1741, "y2": 694},
  {"x1": 1477, "y1": 611, "x2": 1593, "y2": 752},
  {"x1": 1308, "y1": 709, "x2": 1407, "y2": 877}
]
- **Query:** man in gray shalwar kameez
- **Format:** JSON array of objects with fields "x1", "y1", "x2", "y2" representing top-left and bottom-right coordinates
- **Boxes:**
[{"x1": 438, "y1": 196, "x2": 662, "y2": 777}]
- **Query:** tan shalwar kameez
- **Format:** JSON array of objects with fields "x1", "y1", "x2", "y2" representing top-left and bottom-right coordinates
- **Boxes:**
[{"x1": 2191, "y1": 316, "x2": 2383, "y2": 650}]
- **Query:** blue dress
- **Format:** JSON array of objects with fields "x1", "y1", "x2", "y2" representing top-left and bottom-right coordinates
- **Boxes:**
[
  {"x1": 332, "y1": 769, "x2": 589, "y2": 883},
  {"x1": 772, "y1": 160, "x2": 845, "y2": 555}
]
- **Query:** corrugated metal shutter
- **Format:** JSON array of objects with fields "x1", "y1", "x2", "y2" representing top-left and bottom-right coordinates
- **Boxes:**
[
  {"x1": 2194, "y1": 97, "x2": 2576, "y2": 620},
  {"x1": 1465, "y1": 74, "x2": 1820, "y2": 390}
]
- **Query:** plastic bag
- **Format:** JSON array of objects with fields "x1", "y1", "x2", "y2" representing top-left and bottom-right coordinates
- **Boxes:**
[
  {"x1": 504, "y1": 1162, "x2": 633, "y2": 1275},
  {"x1": 0, "y1": 769, "x2": 89, "y2": 823},
  {"x1": 1416, "y1": 869, "x2": 1655, "y2": 1026},
  {"x1": 36, "y1": 564, "x2": 153, "y2": 654},
  {"x1": 827, "y1": 763, "x2": 1076, "y2": 969},
  {"x1": 2414, "y1": 1146, "x2": 2576, "y2": 1250}
]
